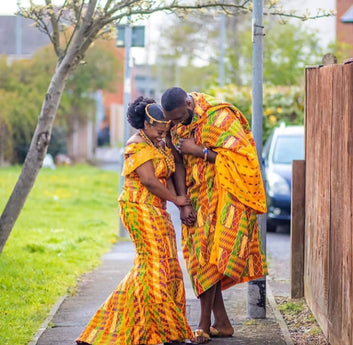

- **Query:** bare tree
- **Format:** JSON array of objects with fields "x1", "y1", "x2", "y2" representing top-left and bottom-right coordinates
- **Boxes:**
[{"x1": 0, "y1": 0, "x2": 333, "y2": 253}]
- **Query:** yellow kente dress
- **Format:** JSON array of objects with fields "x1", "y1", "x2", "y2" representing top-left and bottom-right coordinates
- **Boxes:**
[
  {"x1": 76, "y1": 142, "x2": 193, "y2": 345},
  {"x1": 171, "y1": 93, "x2": 268, "y2": 297}
]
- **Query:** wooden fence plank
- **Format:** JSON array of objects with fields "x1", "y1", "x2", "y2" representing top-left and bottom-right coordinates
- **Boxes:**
[
  {"x1": 305, "y1": 62, "x2": 353, "y2": 345},
  {"x1": 290, "y1": 160, "x2": 305, "y2": 298},
  {"x1": 345, "y1": 64, "x2": 353, "y2": 345},
  {"x1": 315, "y1": 65, "x2": 332, "y2": 334},
  {"x1": 304, "y1": 66, "x2": 319, "y2": 309},
  {"x1": 342, "y1": 62, "x2": 353, "y2": 345},
  {"x1": 328, "y1": 63, "x2": 345, "y2": 344},
  {"x1": 304, "y1": 65, "x2": 332, "y2": 336}
]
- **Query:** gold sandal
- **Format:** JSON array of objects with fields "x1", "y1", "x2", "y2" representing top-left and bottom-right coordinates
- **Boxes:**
[{"x1": 192, "y1": 329, "x2": 210, "y2": 343}]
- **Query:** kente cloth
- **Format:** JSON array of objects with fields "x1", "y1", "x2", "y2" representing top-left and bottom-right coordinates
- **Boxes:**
[
  {"x1": 76, "y1": 142, "x2": 193, "y2": 345},
  {"x1": 170, "y1": 93, "x2": 268, "y2": 297}
]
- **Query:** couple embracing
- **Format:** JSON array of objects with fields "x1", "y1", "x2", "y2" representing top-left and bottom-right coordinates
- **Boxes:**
[{"x1": 76, "y1": 87, "x2": 267, "y2": 345}]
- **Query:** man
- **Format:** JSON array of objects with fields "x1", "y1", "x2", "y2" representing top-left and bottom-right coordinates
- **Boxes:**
[{"x1": 161, "y1": 87, "x2": 267, "y2": 343}]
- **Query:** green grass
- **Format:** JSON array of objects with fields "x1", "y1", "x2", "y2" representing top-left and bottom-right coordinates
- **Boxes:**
[
  {"x1": 278, "y1": 300, "x2": 304, "y2": 315},
  {"x1": 0, "y1": 165, "x2": 121, "y2": 345}
]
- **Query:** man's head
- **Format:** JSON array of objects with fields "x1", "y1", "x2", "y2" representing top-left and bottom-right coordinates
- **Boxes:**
[{"x1": 161, "y1": 87, "x2": 194, "y2": 126}]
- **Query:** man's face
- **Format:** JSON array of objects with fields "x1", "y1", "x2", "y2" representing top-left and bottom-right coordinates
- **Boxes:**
[{"x1": 164, "y1": 102, "x2": 194, "y2": 127}]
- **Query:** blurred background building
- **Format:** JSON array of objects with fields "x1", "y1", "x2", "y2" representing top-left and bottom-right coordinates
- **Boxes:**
[{"x1": 0, "y1": 1, "x2": 351, "y2": 165}]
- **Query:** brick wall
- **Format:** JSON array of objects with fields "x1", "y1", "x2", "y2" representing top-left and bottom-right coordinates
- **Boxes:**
[{"x1": 336, "y1": 0, "x2": 353, "y2": 57}]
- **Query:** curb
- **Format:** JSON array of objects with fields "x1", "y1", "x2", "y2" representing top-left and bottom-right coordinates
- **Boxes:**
[
  {"x1": 28, "y1": 295, "x2": 67, "y2": 345},
  {"x1": 267, "y1": 285, "x2": 294, "y2": 345}
]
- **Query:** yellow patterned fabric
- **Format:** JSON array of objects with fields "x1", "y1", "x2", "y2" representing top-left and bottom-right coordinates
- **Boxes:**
[
  {"x1": 170, "y1": 93, "x2": 268, "y2": 297},
  {"x1": 76, "y1": 142, "x2": 193, "y2": 345}
]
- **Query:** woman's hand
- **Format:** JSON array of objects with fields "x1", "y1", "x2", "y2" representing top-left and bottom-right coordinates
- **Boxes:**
[
  {"x1": 180, "y1": 205, "x2": 197, "y2": 226},
  {"x1": 174, "y1": 195, "x2": 192, "y2": 207}
]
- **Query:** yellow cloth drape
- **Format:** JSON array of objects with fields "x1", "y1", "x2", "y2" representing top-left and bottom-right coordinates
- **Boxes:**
[{"x1": 171, "y1": 93, "x2": 268, "y2": 296}]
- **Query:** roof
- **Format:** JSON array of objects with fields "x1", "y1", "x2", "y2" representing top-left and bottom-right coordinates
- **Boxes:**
[
  {"x1": 0, "y1": 15, "x2": 50, "y2": 56},
  {"x1": 341, "y1": 5, "x2": 353, "y2": 23}
]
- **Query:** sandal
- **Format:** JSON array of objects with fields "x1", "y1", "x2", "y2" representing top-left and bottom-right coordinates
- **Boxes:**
[{"x1": 188, "y1": 329, "x2": 210, "y2": 344}]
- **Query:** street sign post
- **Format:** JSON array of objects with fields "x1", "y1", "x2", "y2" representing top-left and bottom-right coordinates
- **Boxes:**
[{"x1": 116, "y1": 25, "x2": 145, "y2": 47}]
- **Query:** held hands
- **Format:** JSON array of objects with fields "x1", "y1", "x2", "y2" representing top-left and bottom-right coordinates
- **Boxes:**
[
  {"x1": 174, "y1": 195, "x2": 192, "y2": 207},
  {"x1": 180, "y1": 205, "x2": 197, "y2": 227}
]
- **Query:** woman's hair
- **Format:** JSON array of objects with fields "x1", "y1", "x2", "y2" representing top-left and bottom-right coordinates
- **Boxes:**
[
  {"x1": 161, "y1": 87, "x2": 187, "y2": 111},
  {"x1": 127, "y1": 96, "x2": 166, "y2": 129}
]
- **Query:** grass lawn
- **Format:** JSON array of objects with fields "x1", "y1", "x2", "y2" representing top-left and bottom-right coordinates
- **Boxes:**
[{"x1": 0, "y1": 164, "x2": 121, "y2": 345}]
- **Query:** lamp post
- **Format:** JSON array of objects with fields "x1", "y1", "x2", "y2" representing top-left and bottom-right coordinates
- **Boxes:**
[
  {"x1": 116, "y1": 23, "x2": 145, "y2": 238},
  {"x1": 219, "y1": 5, "x2": 226, "y2": 87},
  {"x1": 118, "y1": 22, "x2": 132, "y2": 238},
  {"x1": 248, "y1": 0, "x2": 266, "y2": 319}
]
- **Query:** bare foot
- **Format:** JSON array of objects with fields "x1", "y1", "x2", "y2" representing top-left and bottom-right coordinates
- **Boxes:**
[{"x1": 210, "y1": 324, "x2": 234, "y2": 337}]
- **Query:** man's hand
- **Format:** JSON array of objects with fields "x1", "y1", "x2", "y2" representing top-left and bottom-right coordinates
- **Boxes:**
[
  {"x1": 178, "y1": 135, "x2": 203, "y2": 157},
  {"x1": 180, "y1": 205, "x2": 197, "y2": 226}
]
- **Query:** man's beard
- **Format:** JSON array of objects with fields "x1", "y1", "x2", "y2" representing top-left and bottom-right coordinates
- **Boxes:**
[{"x1": 182, "y1": 109, "x2": 194, "y2": 125}]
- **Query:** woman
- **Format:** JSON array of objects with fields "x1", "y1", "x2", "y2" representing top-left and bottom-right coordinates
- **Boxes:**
[{"x1": 76, "y1": 97, "x2": 194, "y2": 345}]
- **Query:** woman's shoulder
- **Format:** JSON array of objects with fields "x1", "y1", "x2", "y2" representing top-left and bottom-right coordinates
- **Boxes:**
[
  {"x1": 125, "y1": 134, "x2": 151, "y2": 154},
  {"x1": 127, "y1": 132, "x2": 144, "y2": 145}
]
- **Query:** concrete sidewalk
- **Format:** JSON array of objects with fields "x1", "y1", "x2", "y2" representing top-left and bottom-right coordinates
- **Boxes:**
[{"x1": 31, "y1": 205, "x2": 293, "y2": 345}]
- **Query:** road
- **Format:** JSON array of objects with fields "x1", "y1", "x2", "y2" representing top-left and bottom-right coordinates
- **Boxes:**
[{"x1": 266, "y1": 230, "x2": 291, "y2": 297}]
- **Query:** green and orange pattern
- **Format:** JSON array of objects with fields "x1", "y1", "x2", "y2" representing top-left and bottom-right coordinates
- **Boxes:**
[
  {"x1": 76, "y1": 143, "x2": 193, "y2": 345},
  {"x1": 171, "y1": 93, "x2": 268, "y2": 297}
]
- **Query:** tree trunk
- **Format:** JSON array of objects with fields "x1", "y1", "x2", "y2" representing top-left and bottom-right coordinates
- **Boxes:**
[
  {"x1": 0, "y1": 0, "x2": 100, "y2": 253},
  {"x1": 0, "y1": 124, "x2": 4, "y2": 166},
  {"x1": 0, "y1": 63, "x2": 70, "y2": 253}
]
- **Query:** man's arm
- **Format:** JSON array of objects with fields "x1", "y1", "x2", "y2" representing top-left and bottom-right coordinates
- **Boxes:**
[
  {"x1": 167, "y1": 134, "x2": 196, "y2": 226},
  {"x1": 166, "y1": 133, "x2": 188, "y2": 196}
]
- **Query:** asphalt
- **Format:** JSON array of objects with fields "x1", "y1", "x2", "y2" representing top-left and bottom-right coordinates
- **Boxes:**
[{"x1": 30, "y1": 203, "x2": 293, "y2": 345}]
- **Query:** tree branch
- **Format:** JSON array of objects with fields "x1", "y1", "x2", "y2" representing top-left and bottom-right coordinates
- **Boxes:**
[
  {"x1": 103, "y1": 0, "x2": 141, "y2": 18},
  {"x1": 73, "y1": 0, "x2": 84, "y2": 23},
  {"x1": 102, "y1": 1, "x2": 333, "y2": 26},
  {"x1": 63, "y1": 1, "x2": 85, "y2": 58},
  {"x1": 56, "y1": 0, "x2": 67, "y2": 24},
  {"x1": 58, "y1": 0, "x2": 99, "y2": 71},
  {"x1": 32, "y1": 11, "x2": 55, "y2": 46},
  {"x1": 265, "y1": 10, "x2": 335, "y2": 21},
  {"x1": 103, "y1": 0, "x2": 114, "y2": 13},
  {"x1": 21, "y1": 0, "x2": 335, "y2": 60},
  {"x1": 45, "y1": 0, "x2": 62, "y2": 57}
]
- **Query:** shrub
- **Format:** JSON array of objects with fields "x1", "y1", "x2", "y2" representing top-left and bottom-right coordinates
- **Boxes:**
[{"x1": 208, "y1": 84, "x2": 304, "y2": 143}]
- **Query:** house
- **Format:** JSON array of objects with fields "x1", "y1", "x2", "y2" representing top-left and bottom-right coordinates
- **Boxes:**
[
  {"x1": 0, "y1": 15, "x2": 49, "y2": 60},
  {"x1": 0, "y1": 14, "x2": 126, "y2": 163},
  {"x1": 336, "y1": 0, "x2": 353, "y2": 57}
]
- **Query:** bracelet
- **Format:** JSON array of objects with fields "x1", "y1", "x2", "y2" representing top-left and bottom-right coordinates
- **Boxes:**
[{"x1": 203, "y1": 147, "x2": 208, "y2": 161}]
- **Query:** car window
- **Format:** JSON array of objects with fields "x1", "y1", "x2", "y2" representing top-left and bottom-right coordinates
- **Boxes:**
[
  {"x1": 263, "y1": 132, "x2": 273, "y2": 158},
  {"x1": 272, "y1": 135, "x2": 304, "y2": 164}
]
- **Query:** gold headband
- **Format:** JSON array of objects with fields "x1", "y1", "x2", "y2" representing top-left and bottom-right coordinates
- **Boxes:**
[{"x1": 145, "y1": 104, "x2": 171, "y2": 125}]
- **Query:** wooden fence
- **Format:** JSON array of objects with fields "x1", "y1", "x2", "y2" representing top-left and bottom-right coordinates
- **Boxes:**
[{"x1": 301, "y1": 61, "x2": 353, "y2": 345}]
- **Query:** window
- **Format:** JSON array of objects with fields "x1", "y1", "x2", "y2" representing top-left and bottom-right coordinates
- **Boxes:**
[{"x1": 272, "y1": 135, "x2": 304, "y2": 164}]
